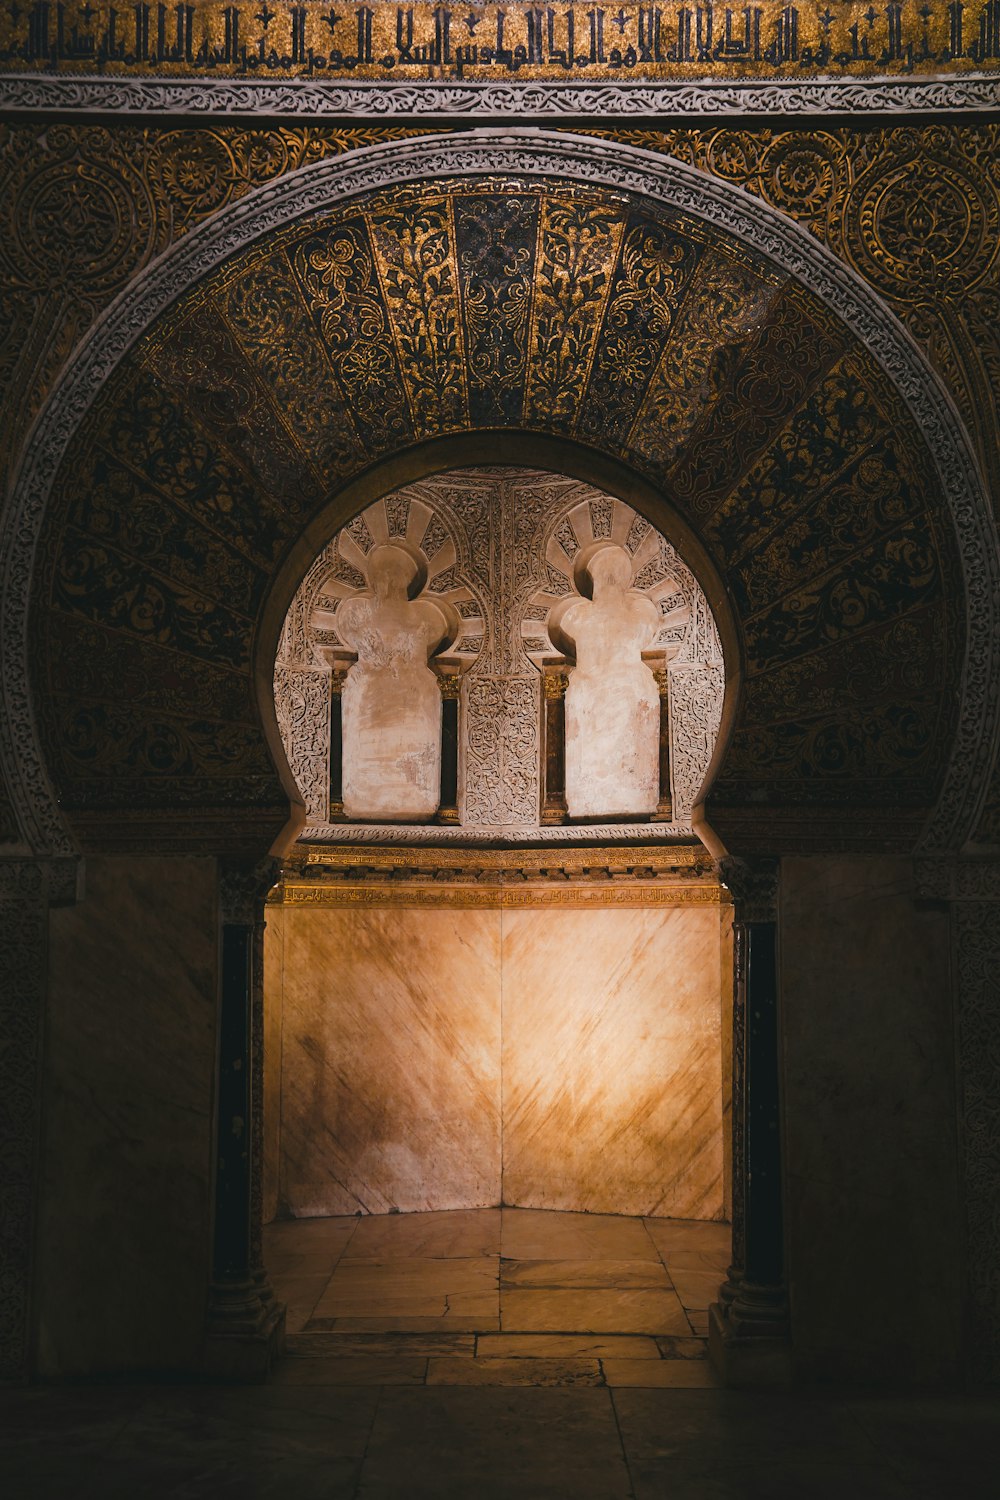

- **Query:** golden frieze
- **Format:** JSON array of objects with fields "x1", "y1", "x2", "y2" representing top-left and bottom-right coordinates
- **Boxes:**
[{"x1": 1, "y1": 2, "x2": 998, "y2": 83}]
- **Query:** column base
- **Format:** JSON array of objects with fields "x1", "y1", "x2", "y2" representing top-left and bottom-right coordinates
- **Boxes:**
[
  {"x1": 708, "y1": 1301, "x2": 793, "y2": 1388},
  {"x1": 203, "y1": 1281, "x2": 286, "y2": 1382}
]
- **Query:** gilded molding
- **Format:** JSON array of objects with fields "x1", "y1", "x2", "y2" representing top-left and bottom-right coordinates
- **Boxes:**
[
  {"x1": 301, "y1": 841, "x2": 710, "y2": 871},
  {"x1": 275, "y1": 879, "x2": 724, "y2": 908}
]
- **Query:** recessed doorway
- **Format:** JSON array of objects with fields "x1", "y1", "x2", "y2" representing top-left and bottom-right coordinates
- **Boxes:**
[{"x1": 262, "y1": 465, "x2": 733, "y2": 1384}]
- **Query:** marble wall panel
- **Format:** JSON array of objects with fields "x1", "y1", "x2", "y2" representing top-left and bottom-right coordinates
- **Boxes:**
[
  {"x1": 37, "y1": 856, "x2": 218, "y2": 1376},
  {"x1": 501, "y1": 908, "x2": 725, "y2": 1220},
  {"x1": 780, "y1": 855, "x2": 963, "y2": 1385},
  {"x1": 269, "y1": 900, "x2": 727, "y2": 1223},
  {"x1": 276, "y1": 908, "x2": 503, "y2": 1216}
]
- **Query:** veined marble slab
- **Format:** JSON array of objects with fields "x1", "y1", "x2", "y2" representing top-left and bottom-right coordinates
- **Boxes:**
[
  {"x1": 269, "y1": 903, "x2": 725, "y2": 1219},
  {"x1": 277, "y1": 907, "x2": 502, "y2": 1216},
  {"x1": 501, "y1": 908, "x2": 724, "y2": 1220}
]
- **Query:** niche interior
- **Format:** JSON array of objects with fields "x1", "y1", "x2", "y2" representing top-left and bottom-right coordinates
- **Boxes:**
[{"x1": 264, "y1": 468, "x2": 732, "y2": 1223}]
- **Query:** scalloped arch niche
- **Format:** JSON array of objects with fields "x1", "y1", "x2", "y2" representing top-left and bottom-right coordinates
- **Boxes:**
[
  {"x1": 265, "y1": 467, "x2": 731, "y2": 1223},
  {"x1": 274, "y1": 467, "x2": 725, "y2": 835}
]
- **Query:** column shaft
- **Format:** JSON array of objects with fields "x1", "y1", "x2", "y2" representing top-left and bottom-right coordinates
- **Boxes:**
[
  {"x1": 541, "y1": 669, "x2": 568, "y2": 824},
  {"x1": 328, "y1": 672, "x2": 346, "y2": 822}
]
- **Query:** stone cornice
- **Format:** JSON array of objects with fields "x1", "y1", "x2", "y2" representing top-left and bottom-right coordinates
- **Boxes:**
[{"x1": 275, "y1": 839, "x2": 726, "y2": 903}]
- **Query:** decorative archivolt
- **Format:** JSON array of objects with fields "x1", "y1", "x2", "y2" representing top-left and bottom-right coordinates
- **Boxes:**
[{"x1": 275, "y1": 467, "x2": 724, "y2": 838}]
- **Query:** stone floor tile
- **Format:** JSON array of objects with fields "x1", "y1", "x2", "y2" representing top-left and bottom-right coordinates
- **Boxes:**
[
  {"x1": 0, "y1": 1385, "x2": 146, "y2": 1492},
  {"x1": 357, "y1": 1386, "x2": 632, "y2": 1498},
  {"x1": 311, "y1": 1258, "x2": 498, "y2": 1321},
  {"x1": 501, "y1": 1286, "x2": 690, "y2": 1335},
  {"x1": 686, "y1": 1310, "x2": 711, "y2": 1336},
  {"x1": 477, "y1": 1333, "x2": 661, "y2": 1359},
  {"x1": 427, "y1": 1356, "x2": 603, "y2": 1386},
  {"x1": 643, "y1": 1217, "x2": 731, "y2": 1258},
  {"x1": 344, "y1": 1208, "x2": 501, "y2": 1260},
  {"x1": 263, "y1": 1215, "x2": 358, "y2": 1277},
  {"x1": 655, "y1": 1334, "x2": 709, "y2": 1360},
  {"x1": 663, "y1": 1247, "x2": 731, "y2": 1273},
  {"x1": 613, "y1": 1387, "x2": 876, "y2": 1466},
  {"x1": 499, "y1": 1257, "x2": 671, "y2": 1289},
  {"x1": 603, "y1": 1357, "x2": 719, "y2": 1388},
  {"x1": 276, "y1": 1271, "x2": 333, "y2": 1334},
  {"x1": 502, "y1": 1208, "x2": 659, "y2": 1261},
  {"x1": 308, "y1": 1312, "x2": 500, "y2": 1333},
  {"x1": 625, "y1": 1458, "x2": 917, "y2": 1500},
  {"x1": 844, "y1": 1393, "x2": 1000, "y2": 1496},
  {"x1": 670, "y1": 1268, "x2": 726, "y2": 1310},
  {"x1": 320, "y1": 1255, "x2": 498, "y2": 1295},
  {"x1": 76, "y1": 1385, "x2": 380, "y2": 1500},
  {"x1": 286, "y1": 1331, "x2": 475, "y2": 1357},
  {"x1": 273, "y1": 1356, "x2": 428, "y2": 1385}
]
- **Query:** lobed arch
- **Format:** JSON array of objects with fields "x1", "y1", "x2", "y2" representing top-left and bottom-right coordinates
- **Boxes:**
[{"x1": 2, "y1": 129, "x2": 996, "y2": 862}]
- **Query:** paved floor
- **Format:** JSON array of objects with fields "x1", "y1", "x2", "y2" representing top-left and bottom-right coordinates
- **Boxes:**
[
  {"x1": 4, "y1": 1211, "x2": 998, "y2": 1497},
  {"x1": 4, "y1": 1377, "x2": 997, "y2": 1497},
  {"x1": 268, "y1": 1208, "x2": 726, "y2": 1389}
]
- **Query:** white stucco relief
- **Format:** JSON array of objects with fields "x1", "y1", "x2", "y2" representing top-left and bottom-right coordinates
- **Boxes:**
[
  {"x1": 554, "y1": 545, "x2": 661, "y2": 820},
  {"x1": 274, "y1": 469, "x2": 727, "y2": 840}
]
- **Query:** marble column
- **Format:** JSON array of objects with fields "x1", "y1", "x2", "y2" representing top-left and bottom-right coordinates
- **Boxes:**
[
  {"x1": 916, "y1": 855, "x2": 1000, "y2": 1383},
  {"x1": 319, "y1": 651, "x2": 352, "y2": 824},
  {"x1": 650, "y1": 659, "x2": 673, "y2": 822},
  {"x1": 205, "y1": 857, "x2": 284, "y2": 1380},
  {"x1": 710, "y1": 856, "x2": 791, "y2": 1385},
  {"x1": 0, "y1": 856, "x2": 80, "y2": 1381},
  {"x1": 540, "y1": 665, "x2": 569, "y2": 825},
  {"x1": 435, "y1": 667, "x2": 462, "y2": 825}
]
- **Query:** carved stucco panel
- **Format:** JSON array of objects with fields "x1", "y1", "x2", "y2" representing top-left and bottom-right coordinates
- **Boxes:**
[{"x1": 273, "y1": 665, "x2": 329, "y2": 825}]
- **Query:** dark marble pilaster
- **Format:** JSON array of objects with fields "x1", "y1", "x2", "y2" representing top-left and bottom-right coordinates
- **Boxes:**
[
  {"x1": 205, "y1": 857, "x2": 284, "y2": 1380},
  {"x1": 916, "y1": 855, "x2": 1000, "y2": 1383},
  {"x1": 710, "y1": 855, "x2": 791, "y2": 1385},
  {"x1": 0, "y1": 856, "x2": 80, "y2": 1382}
]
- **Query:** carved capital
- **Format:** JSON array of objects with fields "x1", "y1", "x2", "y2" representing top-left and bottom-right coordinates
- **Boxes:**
[
  {"x1": 219, "y1": 857, "x2": 282, "y2": 925},
  {"x1": 543, "y1": 669, "x2": 569, "y2": 700},
  {"x1": 436, "y1": 672, "x2": 463, "y2": 702},
  {"x1": 719, "y1": 856, "x2": 779, "y2": 922}
]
